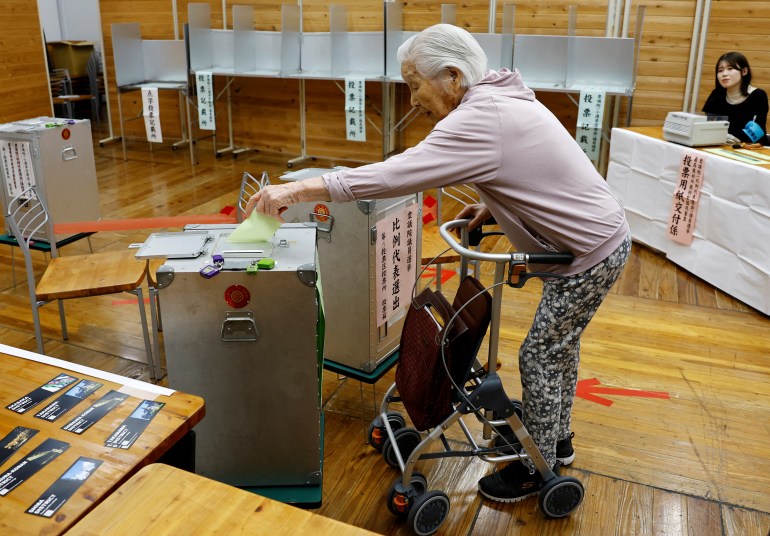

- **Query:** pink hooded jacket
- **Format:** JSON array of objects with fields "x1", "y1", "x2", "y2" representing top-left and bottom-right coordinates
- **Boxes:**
[{"x1": 322, "y1": 69, "x2": 629, "y2": 276}]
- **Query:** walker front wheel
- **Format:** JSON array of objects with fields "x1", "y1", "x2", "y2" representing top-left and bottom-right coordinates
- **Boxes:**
[
  {"x1": 538, "y1": 476, "x2": 584, "y2": 518},
  {"x1": 407, "y1": 490, "x2": 450, "y2": 536}
]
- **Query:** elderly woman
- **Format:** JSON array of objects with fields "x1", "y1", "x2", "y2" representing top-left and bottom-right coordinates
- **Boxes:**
[{"x1": 246, "y1": 24, "x2": 630, "y2": 503}]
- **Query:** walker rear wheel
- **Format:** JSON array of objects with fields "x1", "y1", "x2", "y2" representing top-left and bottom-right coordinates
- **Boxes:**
[
  {"x1": 367, "y1": 411, "x2": 406, "y2": 452},
  {"x1": 538, "y1": 476, "x2": 584, "y2": 518},
  {"x1": 382, "y1": 428, "x2": 422, "y2": 468}
]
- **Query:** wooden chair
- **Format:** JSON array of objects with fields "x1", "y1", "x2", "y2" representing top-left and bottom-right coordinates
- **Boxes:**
[
  {"x1": 236, "y1": 171, "x2": 271, "y2": 223},
  {"x1": 146, "y1": 258, "x2": 166, "y2": 380},
  {"x1": 5, "y1": 186, "x2": 157, "y2": 380}
]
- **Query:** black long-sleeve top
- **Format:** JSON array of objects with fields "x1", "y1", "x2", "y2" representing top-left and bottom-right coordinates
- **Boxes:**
[{"x1": 702, "y1": 88, "x2": 769, "y2": 145}]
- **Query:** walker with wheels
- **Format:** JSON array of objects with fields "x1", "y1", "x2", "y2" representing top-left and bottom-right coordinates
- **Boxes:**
[{"x1": 367, "y1": 219, "x2": 585, "y2": 535}]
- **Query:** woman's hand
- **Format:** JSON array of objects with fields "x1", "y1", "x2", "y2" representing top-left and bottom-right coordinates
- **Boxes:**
[
  {"x1": 244, "y1": 183, "x2": 301, "y2": 221},
  {"x1": 455, "y1": 203, "x2": 491, "y2": 233},
  {"x1": 244, "y1": 177, "x2": 331, "y2": 221}
]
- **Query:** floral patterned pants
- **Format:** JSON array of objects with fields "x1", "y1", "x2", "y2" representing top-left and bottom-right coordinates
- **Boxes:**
[{"x1": 519, "y1": 234, "x2": 631, "y2": 468}]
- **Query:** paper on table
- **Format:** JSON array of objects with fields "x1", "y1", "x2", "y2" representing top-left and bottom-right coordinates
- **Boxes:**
[{"x1": 228, "y1": 211, "x2": 281, "y2": 242}]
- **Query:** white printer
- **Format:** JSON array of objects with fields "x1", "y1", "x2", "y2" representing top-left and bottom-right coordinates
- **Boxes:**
[{"x1": 662, "y1": 111, "x2": 729, "y2": 147}]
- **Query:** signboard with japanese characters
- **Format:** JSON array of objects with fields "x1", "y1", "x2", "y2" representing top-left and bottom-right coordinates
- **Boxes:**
[
  {"x1": 344, "y1": 76, "x2": 366, "y2": 142},
  {"x1": 575, "y1": 90, "x2": 606, "y2": 161},
  {"x1": 666, "y1": 152, "x2": 705, "y2": 245},
  {"x1": 141, "y1": 87, "x2": 163, "y2": 143},
  {"x1": 0, "y1": 140, "x2": 35, "y2": 197},
  {"x1": 375, "y1": 203, "x2": 418, "y2": 327},
  {"x1": 196, "y1": 72, "x2": 216, "y2": 131}
]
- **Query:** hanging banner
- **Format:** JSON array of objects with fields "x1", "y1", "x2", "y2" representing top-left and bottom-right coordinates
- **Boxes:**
[
  {"x1": 376, "y1": 203, "x2": 418, "y2": 327},
  {"x1": 141, "y1": 87, "x2": 163, "y2": 143},
  {"x1": 195, "y1": 72, "x2": 216, "y2": 131},
  {"x1": 344, "y1": 76, "x2": 366, "y2": 142},
  {"x1": 667, "y1": 152, "x2": 705, "y2": 245},
  {"x1": 575, "y1": 90, "x2": 606, "y2": 161}
]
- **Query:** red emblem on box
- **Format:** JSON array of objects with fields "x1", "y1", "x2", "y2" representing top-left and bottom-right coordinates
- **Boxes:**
[
  {"x1": 314, "y1": 203, "x2": 330, "y2": 222},
  {"x1": 224, "y1": 285, "x2": 250, "y2": 308}
]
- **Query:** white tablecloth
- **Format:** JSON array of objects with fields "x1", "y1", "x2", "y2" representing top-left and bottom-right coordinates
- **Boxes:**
[{"x1": 606, "y1": 128, "x2": 770, "y2": 315}]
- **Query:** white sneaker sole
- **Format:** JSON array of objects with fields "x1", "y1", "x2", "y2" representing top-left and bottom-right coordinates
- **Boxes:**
[{"x1": 478, "y1": 487, "x2": 539, "y2": 503}]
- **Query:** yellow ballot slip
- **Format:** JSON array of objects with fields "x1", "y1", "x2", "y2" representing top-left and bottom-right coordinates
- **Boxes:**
[{"x1": 228, "y1": 210, "x2": 281, "y2": 242}]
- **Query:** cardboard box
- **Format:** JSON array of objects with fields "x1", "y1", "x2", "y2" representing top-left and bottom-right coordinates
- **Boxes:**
[{"x1": 46, "y1": 41, "x2": 95, "y2": 77}]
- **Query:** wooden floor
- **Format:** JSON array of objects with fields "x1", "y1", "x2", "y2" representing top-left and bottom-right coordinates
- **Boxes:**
[{"x1": 1, "y1": 128, "x2": 769, "y2": 536}]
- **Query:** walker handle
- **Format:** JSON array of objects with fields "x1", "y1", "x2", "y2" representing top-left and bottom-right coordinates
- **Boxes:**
[{"x1": 439, "y1": 220, "x2": 574, "y2": 265}]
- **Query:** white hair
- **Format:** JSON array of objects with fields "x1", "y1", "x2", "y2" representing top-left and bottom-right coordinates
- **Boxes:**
[{"x1": 396, "y1": 24, "x2": 487, "y2": 87}]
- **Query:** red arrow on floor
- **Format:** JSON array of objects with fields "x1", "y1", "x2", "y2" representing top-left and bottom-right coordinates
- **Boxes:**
[{"x1": 576, "y1": 378, "x2": 670, "y2": 407}]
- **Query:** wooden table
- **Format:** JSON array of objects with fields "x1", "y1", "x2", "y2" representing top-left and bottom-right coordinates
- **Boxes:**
[
  {"x1": 68, "y1": 463, "x2": 378, "y2": 535},
  {"x1": 0, "y1": 345, "x2": 205, "y2": 535}
]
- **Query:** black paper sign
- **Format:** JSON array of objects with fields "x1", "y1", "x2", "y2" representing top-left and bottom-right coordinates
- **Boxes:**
[
  {"x1": 34, "y1": 379, "x2": 103, "y2": 422},
  {"x1": 6, "y1": 374, "x2": 79, "y2": 414},
  {"x1": 0, "y1": 427, "x2": 40, "y2": 467},
  {"x1": 26, "y1": 456, "x2": 103, "y2": 518},
  {"x1": 61, "y1": 390, "x2": 130, "y2": 435},
  {"x1": 0, "y1": 438, "x2": 70, "y2": 496},
  {"x1": 105, "y1": 400, "x2": 165, "y2": 449}
]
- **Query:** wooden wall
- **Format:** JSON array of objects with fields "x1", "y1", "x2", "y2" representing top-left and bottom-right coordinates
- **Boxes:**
[
  {"x1": 0, "y1": 1, "x2": 52, "y2": 123},
  {"x1": 4, "y1": 1, "x2": 770, "y2": 165}
]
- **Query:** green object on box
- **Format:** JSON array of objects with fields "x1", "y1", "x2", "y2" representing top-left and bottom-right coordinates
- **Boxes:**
[{"x1": 257, "y1": 258, "x2": 275, "y2": 270}]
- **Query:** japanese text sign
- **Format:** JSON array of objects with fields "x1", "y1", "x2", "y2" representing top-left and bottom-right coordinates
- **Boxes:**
[
  {"x1": 667, "y1": 151, "x2": 705, "y2": 245},
  {"x1": 376, "y1": 203, "x2": 418, "y2": 326}
]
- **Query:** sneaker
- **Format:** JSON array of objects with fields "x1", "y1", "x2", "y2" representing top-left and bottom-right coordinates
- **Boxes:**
[
  {"x1": 478, "y1": 461, "x2": 560, "y2": 503},
  {"x1": 491, "y1": 431, "x2": 575, "y2": 466},
  {"x1": 555, "y1": 432, "x2": 575, "y2": 465}
]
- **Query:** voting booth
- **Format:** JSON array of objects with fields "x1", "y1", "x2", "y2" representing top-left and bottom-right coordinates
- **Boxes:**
[{"x1": 149, "y1": 224, "x2": 323, "y2": 489}]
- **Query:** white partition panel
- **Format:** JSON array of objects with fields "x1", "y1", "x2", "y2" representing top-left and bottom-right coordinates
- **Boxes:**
[
  {"x1": 346, "y1": 33, "x2": 384, "y2": 79},
  {"x1": 473, "y1": 33, "x2": 513, "y2": 71},
  {"x1": 188, "y1": 3, "x2": 213, "y2": 72},
  {"x1": 567, "y1": 37, "x2": 635, "y2": 94},
  {"x1": 298, "y1": 33, "x2": 332, "y2": 78},
  {"x1": 233, "y1": 5, "x2": 256, "y2": 73},
  {"x1": 513, "y1": 35, "x2": 569, "y2": 90},
  {"x1": 142, "y1": 41, "x2": 187, "y2": 82},
  {"x1": 211, "y1": 29, "x2": 234, "y2": 73},
  {"x1": 112, "y1": 23, "x2": 145, "y2": 86},
  {"x1": 279, "y1": 4, "x2": 301, "y2": 74}
]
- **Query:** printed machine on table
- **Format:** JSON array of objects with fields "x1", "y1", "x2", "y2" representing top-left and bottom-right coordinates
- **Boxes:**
[{"x1": 662, "y1": 112, "x2": 729, "y2": 147}]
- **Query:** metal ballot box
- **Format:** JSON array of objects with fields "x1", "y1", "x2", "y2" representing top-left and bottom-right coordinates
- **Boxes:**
[
  {"x1": 153, "y1": 223, "x2": 323, "y2": 488},
  {"x1": 281, "y1": 169, "x2": 421, "y2": 373},
  {"x1": 0, "y1": 117, "x2": 100, "y2": 242}
]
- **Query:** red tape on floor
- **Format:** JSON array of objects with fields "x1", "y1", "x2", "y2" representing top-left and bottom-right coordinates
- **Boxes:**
[{"x1": 53, "y1": 214, "x2": 237, "y2": 234}]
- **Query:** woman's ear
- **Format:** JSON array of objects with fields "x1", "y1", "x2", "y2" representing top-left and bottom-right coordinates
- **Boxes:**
[{"x1": 446, "y1": 67, "x2": 463, "y2": 89}]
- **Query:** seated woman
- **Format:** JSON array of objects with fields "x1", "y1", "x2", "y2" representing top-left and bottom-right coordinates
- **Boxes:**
[{"x1": 702, "y1": 51, "x2": 768, "y2": 145}]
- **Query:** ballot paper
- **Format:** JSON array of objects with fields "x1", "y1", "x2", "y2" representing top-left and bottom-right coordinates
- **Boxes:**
[{"x1": 228, "y1": 210, "x2": 281, "y2": 242}]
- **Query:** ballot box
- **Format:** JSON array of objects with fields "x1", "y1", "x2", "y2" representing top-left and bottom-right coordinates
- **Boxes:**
[
  {"x1": 281, "y1": 169, "x2": 421, "y2": 373},
  {"x1": 150, "y1": 223, "x2": 323, "y2": 488},
  {"x1": 0, "y1": 117, "x2": 100, "y2": 242}
]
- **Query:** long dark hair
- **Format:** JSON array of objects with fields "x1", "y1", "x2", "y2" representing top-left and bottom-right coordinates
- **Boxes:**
[{"x1": 714, "y1": 51, "x2": 752, "y2": 96}]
